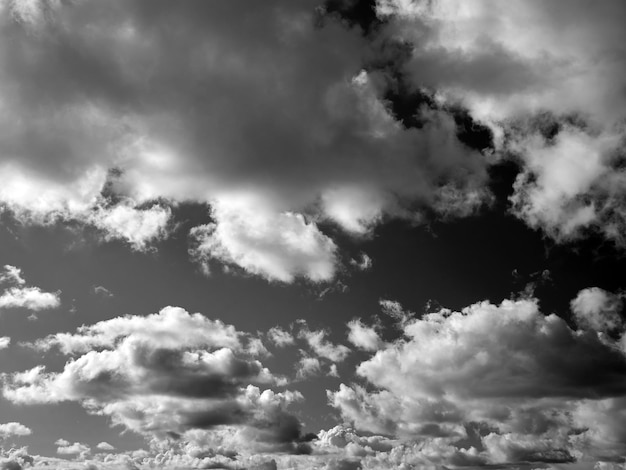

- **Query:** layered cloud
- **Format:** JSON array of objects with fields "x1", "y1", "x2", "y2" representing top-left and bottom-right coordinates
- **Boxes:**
[
  {"x1": 4, "y1": 307, "x2": 308, "y2": 454},
  {"x1": 329, "y1": 291, "x2": 626, "y2": 465},
  {"x1": 381, "y1": 0, "x2": 626, "y2": 245},
  {"x1": 0, "y1": 265, "x2": 60, "y2": 312}
]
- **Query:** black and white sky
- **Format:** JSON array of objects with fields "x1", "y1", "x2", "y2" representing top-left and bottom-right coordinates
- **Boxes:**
[{"x1": 1, "y1": 0, "x2": 626, "y2": 469}]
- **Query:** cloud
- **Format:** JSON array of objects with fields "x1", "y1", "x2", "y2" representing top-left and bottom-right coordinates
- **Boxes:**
[
  {"x1": 298, "y1": 326, "x2": 351, "y2": 363},
  {"x1": 571, "y1": 287, "x2": 624, "y2": 334},
  {"x1": 0, "y1": 265, "x2": 61, "y2": 312},
  {"x1": 0, "y1": 0, "x2": 492, "y2": 280},
  {"x1": 92, "y1": 285, "x2": 114, "y2": 298},
  {"x1": 346, "y1": 319, "x2": 382, "y2": 351},
  {"x1": 296, "y1": 355, "x2": 322, "y2": 380},
  {"x1": 95, "y1": 442, "x2": 115, "y2": 451},
  {"x1": 0, "y1": 337, "x2": 9, "y2": 350},
  {"x1": 0, "y1": 423, "x2": 32, "y2": 438},
  {"x1": 190, "y1": 200, "x2": 338, "y2": 283},
  {"x1": 0, "y1": 287, "x2": 60, "y2": 311},
  {"x1": 381, "y1": 0, "x2": 626, "y2": 246},
  {"x1": 56, "y1": 441, "x2": 90, "y2": 457},
  {"x1": 4, "y1": 306, "x2": 306, "y2": 453},
  {"x1": 0, "y1": 266, "x2": 25, "y2": 286},
  {"x1": 89, "y1": 202, "x2": 172, "y2": 251},
  {"x1": 266, "y1": 327, "x2": 295, "y2": 348},
  {"x1": 329, "y1": 295, "x2": 626, "y2": 464},
  {"x1": 349, "y1": 253, "x2": 372, "y2": 272}
]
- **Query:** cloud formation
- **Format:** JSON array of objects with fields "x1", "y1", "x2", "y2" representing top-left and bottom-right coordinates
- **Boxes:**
[
  {"x1": 4, "y1": 306, "x2": 307, "y2": 454},
  {"x1": 330, "y1": 293, "x2": 626, "y2": 464},
  {"x1": 381, "y1": 0, "x2": 626, "y2": 245},
  {"x1": 0, "y1": 0, "x2": 492, "y2": 281},
  {"x1": 0, "y1": 265, "x2": 60, "y2": 312},
  {"x1": 0, "y1": 422, "x2": 31, "y2": 438}
]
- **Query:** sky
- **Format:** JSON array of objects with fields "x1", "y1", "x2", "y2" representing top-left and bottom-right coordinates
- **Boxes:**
[{"x1": 0, "y1": 0, "x2": 626, "y2": 469}]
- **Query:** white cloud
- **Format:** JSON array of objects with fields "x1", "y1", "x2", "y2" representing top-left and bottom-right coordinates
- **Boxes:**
[
  {"x1": 296, "y1": 355, "x2": 322, "y2": 380},
  {"x1": 0, "y1": 422, "x2": 32, "y2": 437},
  {"x1": 190, "y1": 200, "x2": 338, "y2": 283},
  {"x1": 89, "y1": 203, "x2": 171, "y2": 251},
  {"x1": 382, "y1": 0, "x2": 626, "y2": 246},
  {"x1": 0, "y1": 266, "x2": 25, "y2": 286},
  {"x1": 329, "y1": 295, "x2": 626, "y2": 463},
  {"x1": 266, "y1": 326, "x2": 295, "y2": 348},
  {"x1": 95, "y1": 442, "x2": 115, "y2": 451},
  {"x1": 0, "y1": 337, "x2": 10, "y2": 350},
  {"x1": 56, "y1": 441, "x2": 90, "y2": 457},
  {"x1": 298, "y1": 327, "x2": 350, "y2": 363},
  {"x1": 0, "y1": 266, "x2": 61, "y2": 312},
  {"x1": 32, "y1": 305, "x2": 241, "y2": 355},
  {"x1": 346, "y1": 319, "x2": 382, "y2": 352},
  {"x1": 0, "y1": 287, "x2": 60, "y2": 311},
  {"x1": 349, "y1": 253, "x2": 372, "y2": 271},
  {"x1": 571, "y1": 287, "x2": 624, "y2": 334},
  {"x1": 5, "y1": 306, "x2": 308, "y2": 453}
]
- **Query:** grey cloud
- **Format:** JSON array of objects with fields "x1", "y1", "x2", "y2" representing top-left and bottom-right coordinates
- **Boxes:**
[
  {"x1": 0, "y1": 0, "x2": 489, "y2": 280},
  {"x1": 382, "y1": 0, "x2": 626, "y2": 247}
]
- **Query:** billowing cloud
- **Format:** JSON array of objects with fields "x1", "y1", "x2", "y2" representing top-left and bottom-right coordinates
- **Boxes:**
[
  {"x1": 4, "y1": 306, "x2": 306, "y2": 453},
  {"x1": 298, "y1": 326, "x2": 351, "y2": 363},
  {"x1": 89, "y1": 202, "x2": 171, "y2": 251},
  {"x1": 381, "y1": 0, "x2": 626, "y2": 246},
  {"x1": 56, "y1": 441, "x2": 90, "y2": 457},
  {"x1": 0, "y1": 266, "x2": 25, "y2": 286},
  {"x1": 0, "y1": 337, "x2": 9, "y2": 350},
  {"x1": 190, "y1": 200, "x2": 338, "y2": 283},
  {"x1": 329, "y1": 295, "x2": 626, "y2": 464},
  {"x1": 0, "y1": 422, "x2": 32, "y2": 438},
  {"x1": 571, "y1": 287, "x2": 624, "y2": 334},
  {"x1": 0, "y1": 0, "x2": 492, "y2": 281},
  {"x1": 0, "y1": 266, "x2": 60, "y2": 312},
  {"x1": 0, "y1": 287, "x2": 60, "y2": 311},
  {"x1": 95, "y1": 442, "x2": 115, "y2": 452},
  {"x1": 346, "y1": 319, "x2": 382, "y2": 351},
  {"x1": 266, "y1": 327, "x2": 295, "y2": 348}
]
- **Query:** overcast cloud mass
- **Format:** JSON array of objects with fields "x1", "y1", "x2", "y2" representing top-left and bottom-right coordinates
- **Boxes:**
[{"x1": 0, "y1": 0, "x2": 625, "y2": 469}]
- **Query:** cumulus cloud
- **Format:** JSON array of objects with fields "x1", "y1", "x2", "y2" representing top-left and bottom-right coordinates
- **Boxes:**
[
  {"x1": 190, "y1": 200, "x2": 338, "y2": 283},
  {"x1": 381, "y1": 0, "x2": 626, "y2": 245},
  {"x1": 0, "y1": 337, "x2": 9, "y2": 350},
  {"x1": 266, "y1": 327, "x2": 295, "y2": 348},
  {"x1": 571, "y1": 287, "x2": 624, "y2": 334},
  {"x1": 329, "y1": 295, "x2": 626, "y2": 464},
  {"x1": 0, "y1": 287, "x2": 60, "y2": 311},
  {"x1": 95, "y1": 442, "x2": 115, "y2": 452},
  {"x1": 0, "y1": 266, "x2": 60, "y2": 312},
  {"x1": 56, "y1": 441, "x2": 90, "y2": 457},
  {"x1": 0, "y1": 0, "x2": 493, "y2": 281},
  {"x1": 296, "y1": 355, "x2": 322, "y2": 380},
  {"x1": 89, "y1": 202, "x2": 171, "y2": 251},
  {"x1": 5, "y1": 306, "x2": 306, "y2": 453},
  {"x1": 0, "y1": 422, "x2": 32, "y2": 438},
  {"x1": 346, "y1": 319, "x2": 382, "y2": 351}
]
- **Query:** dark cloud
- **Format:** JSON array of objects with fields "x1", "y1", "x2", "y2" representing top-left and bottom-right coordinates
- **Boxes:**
[{"x1": 0, "y1": 0, "x2": 491, "y2": 280}]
